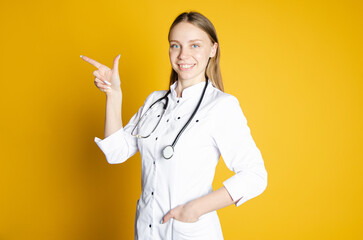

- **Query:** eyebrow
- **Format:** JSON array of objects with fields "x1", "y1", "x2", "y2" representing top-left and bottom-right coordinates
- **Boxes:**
[{"x1": 169, "y1": 39, "x2": 203, "y2": 43}]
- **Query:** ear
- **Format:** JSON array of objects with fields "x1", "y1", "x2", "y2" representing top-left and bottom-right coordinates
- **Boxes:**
[{"x1": 209, "y1": 42, "x2": 218, "y2": 58}]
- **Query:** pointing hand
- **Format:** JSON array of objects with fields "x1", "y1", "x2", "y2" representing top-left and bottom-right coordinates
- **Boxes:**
[{"x1": 81, "y1": 54, "x2": 122, "y2": 95}]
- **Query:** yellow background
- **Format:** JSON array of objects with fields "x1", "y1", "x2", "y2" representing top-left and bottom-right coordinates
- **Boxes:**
[{"x1": 1, "y1": 0, "x2": 362, "y2": 239}]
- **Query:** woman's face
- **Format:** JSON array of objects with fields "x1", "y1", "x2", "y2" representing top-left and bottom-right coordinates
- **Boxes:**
[{"x1": 169, "y1": 22, "x2": 218, "y2": 84}]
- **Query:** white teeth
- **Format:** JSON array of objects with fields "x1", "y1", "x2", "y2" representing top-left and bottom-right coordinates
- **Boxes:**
[{"x1": 179, "y1": 64, "x2": 195, "y2": 69}]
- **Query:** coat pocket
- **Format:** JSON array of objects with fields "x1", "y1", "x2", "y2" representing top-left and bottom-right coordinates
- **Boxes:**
[{"x1": 172, "y1": 216, "x2": 210, "y2": 239}]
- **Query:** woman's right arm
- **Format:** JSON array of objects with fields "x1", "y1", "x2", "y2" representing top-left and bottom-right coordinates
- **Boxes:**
[
  {"x1": 104, "y1": 89, "x2": 123, "y2": 138},
  {"x1": 82, "y1": 54, "x2": 138, "y2": 164}
]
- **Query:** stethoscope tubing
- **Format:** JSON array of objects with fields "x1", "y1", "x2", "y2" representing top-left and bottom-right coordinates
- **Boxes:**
[
  {"x1": 134, "y1": 80, "x2": 209, "y2": 159},
  {"x1": 170, "y1": 80, "x2": 208, "y2": 148},
  {"x1": 162, "y1": 80, "x2": 208, "y2": 159}
]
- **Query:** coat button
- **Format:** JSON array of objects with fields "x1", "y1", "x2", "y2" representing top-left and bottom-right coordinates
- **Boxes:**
[
  {"x1": 155, "y1": 137, "x2": 158, "y2": 140},
  {"x1": 153, "y1": 161, "x2": 155, "y2": 164},
  {"x1": 151, "y1": 192, "x2": 154, "y2": 195},
  {"x1": 149, "y1": 224, "x2": 152, "y2": 228},
  {"x1": 177, "y1": 117, "x2": 180, "y2": 119},
  {"x1": 177, "y1": 100, "x2": 180, "y2": 103}
]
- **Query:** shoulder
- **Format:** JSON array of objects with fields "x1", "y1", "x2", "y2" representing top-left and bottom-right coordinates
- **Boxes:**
[
  {"x1": 207, "y1": 85, "x2": 247, "y2": 124},
  {"x1": 208, "y1": 85, "x2": 241, "y2": 110}
]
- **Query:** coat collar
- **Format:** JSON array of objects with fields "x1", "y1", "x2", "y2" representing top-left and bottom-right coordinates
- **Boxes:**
[{"x1": 170, "y1": 79, "x2": 210, "y2": 100}]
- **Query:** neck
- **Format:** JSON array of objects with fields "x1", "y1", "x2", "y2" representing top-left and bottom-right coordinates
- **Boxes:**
[{"x1": 175, "y1": 77, "x2": 206, "y2": 98}]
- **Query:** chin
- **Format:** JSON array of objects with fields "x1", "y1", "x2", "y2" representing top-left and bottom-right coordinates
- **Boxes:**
[{"x1": 177, "y1": 75, "x2": 197, "y2": 81}]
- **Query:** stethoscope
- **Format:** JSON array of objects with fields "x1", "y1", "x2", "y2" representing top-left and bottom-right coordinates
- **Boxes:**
[{"x1": 131, "y1": 80, "x2": 209, "y2": 159}]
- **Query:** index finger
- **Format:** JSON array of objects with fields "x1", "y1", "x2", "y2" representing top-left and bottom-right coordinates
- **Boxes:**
[{"x1": 80, "y1": 55, "x2": 102, "y2": 68}]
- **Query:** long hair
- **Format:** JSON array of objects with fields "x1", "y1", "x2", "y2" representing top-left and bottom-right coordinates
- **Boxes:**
[{"x1": 168, "y1": 11, "x2": 224, "y2": 92}]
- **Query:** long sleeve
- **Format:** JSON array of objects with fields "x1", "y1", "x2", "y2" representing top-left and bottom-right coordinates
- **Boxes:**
[
  {"x1": 212, "y1": 95, "x2": 268, "y2": 207},
  {"x1": 94, "y1": 91, "x2": 157, "y2": 164}
]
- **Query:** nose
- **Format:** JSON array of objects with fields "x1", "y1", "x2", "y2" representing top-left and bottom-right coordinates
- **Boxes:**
[{"x1": 178, "y1": 47, "x2": 190, "y2": 59}]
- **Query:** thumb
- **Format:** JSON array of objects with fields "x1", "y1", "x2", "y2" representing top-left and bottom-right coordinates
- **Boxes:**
[
  {"x1": 161, "y1": 212, "x2": 173, "y2": 224},
  {"x1": 112, "y1": 54, "x2": 121, "y2": 74}
]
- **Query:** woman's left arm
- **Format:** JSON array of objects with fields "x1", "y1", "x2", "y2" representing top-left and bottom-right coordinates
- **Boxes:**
[
  {"x1": 162, "y1": 95, "x2": 267, "y2": 224},
  {"x1": 162, "y1": 186, "x2": 238, "y2": 223},
  {"x1": 191, "y1": 185, "x2": 240, "y2": 216}
]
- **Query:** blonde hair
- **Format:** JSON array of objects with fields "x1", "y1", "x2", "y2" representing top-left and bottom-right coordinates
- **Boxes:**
[{"x1": 168, "y1": 11, "x2": 224, "y2": 92}]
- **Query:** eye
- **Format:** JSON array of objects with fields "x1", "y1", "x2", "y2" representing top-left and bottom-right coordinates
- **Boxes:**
[
  {"x1": 170, "y1": 44, "x2": 180, "y2": 49},
  {"x1": 192, "y1": 44, "x2": 199, "y2": 48}
]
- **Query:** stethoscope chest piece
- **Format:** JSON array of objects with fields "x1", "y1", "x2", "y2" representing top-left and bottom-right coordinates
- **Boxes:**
[{"x1": 162, "y1": 145, "x2": 174, "y2": 159}]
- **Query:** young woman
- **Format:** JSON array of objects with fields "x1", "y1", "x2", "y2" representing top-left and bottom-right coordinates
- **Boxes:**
[{"x1": 82, "y1": 11, "x2": 267, "y2": 240}]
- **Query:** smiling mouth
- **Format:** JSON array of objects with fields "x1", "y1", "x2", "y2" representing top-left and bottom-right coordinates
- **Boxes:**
[{"x1": 178, "y1": 64, "x2": 196, "y2": 70}]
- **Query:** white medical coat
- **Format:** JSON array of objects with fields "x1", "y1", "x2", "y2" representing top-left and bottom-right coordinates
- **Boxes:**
[{"x1": 94, "y1": 79, "x2": 268, "y2": 240}]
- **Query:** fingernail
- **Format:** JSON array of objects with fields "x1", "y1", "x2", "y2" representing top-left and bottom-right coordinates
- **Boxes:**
[
  {"x1": 107, "y1": 86, "x2": 111, "y2": 90},
  {"x1": 80, "y1": 55, "x2": 83, "y2": 58},
  {"x1": 104, "y1": 80, "x2": 111, "y2": 86},
  {"x1": 119, "y1": 54, "x2": 121, "y2": 58}
]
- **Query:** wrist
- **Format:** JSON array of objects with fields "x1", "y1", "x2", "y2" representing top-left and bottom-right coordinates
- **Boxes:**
[
  {"x1": 106, "y1": 89, "x2": 122, "y2": 97},
  {"x1": 188, "y1": 199, "x2": 204, "y2": 218}
]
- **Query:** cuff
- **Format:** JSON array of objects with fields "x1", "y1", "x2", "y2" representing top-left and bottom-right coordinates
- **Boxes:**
[
  {"x1": 223, "y1": 175, "x2": 250, "y2": 207},
  {"x1": 94, "y1": 127, "x2": 129, "y2": 163}
]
